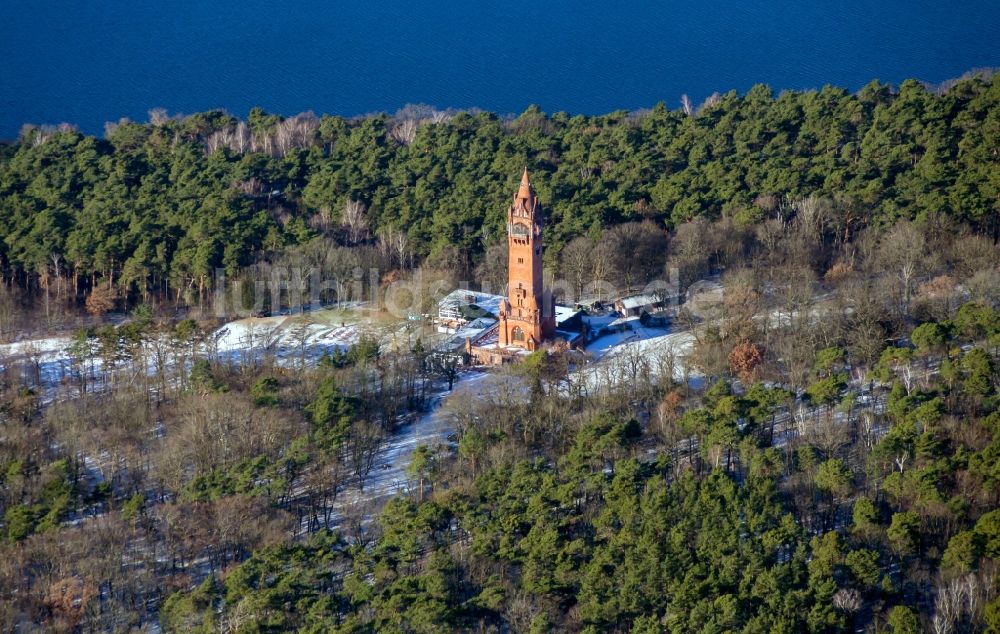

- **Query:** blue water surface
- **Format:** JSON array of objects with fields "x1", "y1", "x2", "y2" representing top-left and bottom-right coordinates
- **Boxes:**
[{"x1": 0, "y1": 0, "x2": 997, "y2": 138}]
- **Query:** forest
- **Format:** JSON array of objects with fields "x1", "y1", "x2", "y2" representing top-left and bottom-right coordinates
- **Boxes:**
[
  {"x1": 0, "y1": 74, "x2": 998, "y2": 322},
  {"x1": 0, "y1": 72, "x2": 999, "y2": 632}
]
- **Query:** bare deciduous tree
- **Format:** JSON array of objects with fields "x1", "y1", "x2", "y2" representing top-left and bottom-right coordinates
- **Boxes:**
[
  {"x1": 602, "y1": 220, "x2": 667, "y2": 292},
  {"x1": 559, "y1": 236, "x2": 595, "y2": 301},
  {"x1": 342, "y1": 200, "x2": 369, "y2": 245},
  {"x1": 680, "y1": 94, "x2": 693, "y2": 116},
  {"x1": 346, "y1": 419, "x2": 385, "y2": 490},
  {"x1": 389, "y1": 118, "x2": 418, "y2": 145},
  {"x1": 376, "y1": 226, "x2": 410, "y2": 270},
  {"x1": 475, "y1": 243, "x2": 509, "y2": 296},
  {"x1": 698, "y1": 92, "x2": 721, "y2": 113},
  {"x1": 669, "y1": 218, "x2": 713, "y2": 291},
  {"x1": 148, "y1": 107, "x2": 170, "y2": 126},
  {"x1": 965, "y1": 267, "x2": 1000, "y2": 308},
  {"x1": 879, "y1": 220, "x2": 930, "y2": 316}
]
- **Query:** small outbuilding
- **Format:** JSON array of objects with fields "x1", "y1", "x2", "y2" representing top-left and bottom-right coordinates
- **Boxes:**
[{"x1": 614, "y1": 294, "x2": 665, "y2": 318}]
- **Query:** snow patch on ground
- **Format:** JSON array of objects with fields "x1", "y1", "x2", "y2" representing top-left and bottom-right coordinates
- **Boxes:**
[
  {"x1": 0, "y1": 336, "x2": 73, "y2": 359},
  {"x1": 585, "y1": 324, "x2": 673, "y2": 361},
  {"x1": 578, "y1": 328, "x2": 698, "y2": 389},
  {"x1": 210, "y1": 313, "x2": 367, "y2": 367},
  {"x1": 0, "y1": 309, "x2": 374, "y2": 398},
  {"x1": 332, "y1": 371, "x2": 494, "y2": 510}
]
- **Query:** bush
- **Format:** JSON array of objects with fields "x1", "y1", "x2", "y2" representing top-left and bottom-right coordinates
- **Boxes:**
[{"x1": 251, "y1": 376, "x2": 280, "y2": 407}]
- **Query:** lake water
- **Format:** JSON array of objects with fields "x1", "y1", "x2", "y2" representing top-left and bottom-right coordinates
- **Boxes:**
[{"x1": 1, "y1": 0, "x2": 998, "y2": 138}]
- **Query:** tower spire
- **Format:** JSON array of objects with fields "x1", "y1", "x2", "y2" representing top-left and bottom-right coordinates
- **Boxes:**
[{"x1": 518, "y1": 166, "x2": 532, "y2": 199}]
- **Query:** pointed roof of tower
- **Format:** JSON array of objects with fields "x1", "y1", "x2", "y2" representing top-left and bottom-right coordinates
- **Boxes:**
[{"x1": 518, "y1": 166, "x2": 533, "y2": 199}]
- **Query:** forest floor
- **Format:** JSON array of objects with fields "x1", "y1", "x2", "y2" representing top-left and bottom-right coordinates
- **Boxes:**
[{"x1": 327, "y1": 370, "x2": 494, "y2": 525}]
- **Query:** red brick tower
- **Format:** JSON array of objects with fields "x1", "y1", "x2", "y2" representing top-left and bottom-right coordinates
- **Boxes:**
[{"x1": 498, "y1": 168, "x2": 555, "y2": 350}]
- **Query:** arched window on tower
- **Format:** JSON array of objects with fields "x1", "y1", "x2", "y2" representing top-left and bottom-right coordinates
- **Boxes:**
[{"x1": 512, "y1": 326, "x2": 526, "y2": 342}]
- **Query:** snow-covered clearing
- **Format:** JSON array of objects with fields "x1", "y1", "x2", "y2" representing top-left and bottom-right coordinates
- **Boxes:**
[
  {"x1": 210, "y1": 310, "x2": 369, "y2": 366},
  {"x1": 578, "y1": 326, "x2": 699, "y2": 389},
  {"x1": 0, "y1": 307, "x2": 377, "y2": 400}
]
